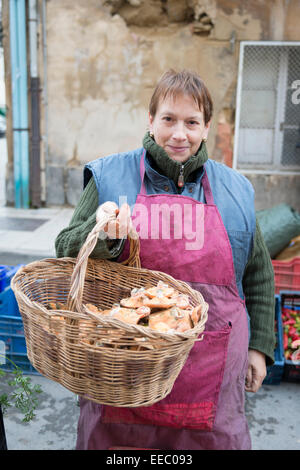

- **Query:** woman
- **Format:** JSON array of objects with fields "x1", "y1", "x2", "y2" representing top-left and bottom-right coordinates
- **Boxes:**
[{"x1": 55, "y1": 69, "x2": 275, "y2": 450}]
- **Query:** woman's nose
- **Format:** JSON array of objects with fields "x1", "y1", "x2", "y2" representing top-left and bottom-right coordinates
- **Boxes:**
[{"x1": 172, "y1": 123, "x2": 187, "y2": 140}]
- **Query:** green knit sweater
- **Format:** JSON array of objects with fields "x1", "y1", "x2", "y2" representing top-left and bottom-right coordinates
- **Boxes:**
[{"x1": 55, "y1": 135, "x2": 276, "y2": 365}]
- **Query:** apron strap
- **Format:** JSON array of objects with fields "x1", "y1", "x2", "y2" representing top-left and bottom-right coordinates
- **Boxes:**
[
  {"x1": 139, "y1": 149, "x2": 147, "y2": 195},
  {"x1": 139, "y1": 151, "x2": 215, "y2": 204},
  {"x1": 201, "y1": 166, "x2": 215, "y2": 205}
]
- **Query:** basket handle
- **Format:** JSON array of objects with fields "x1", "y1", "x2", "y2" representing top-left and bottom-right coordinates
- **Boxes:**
[{"x1": 67, "y1": 210, "x2": 140, "y2": 312}]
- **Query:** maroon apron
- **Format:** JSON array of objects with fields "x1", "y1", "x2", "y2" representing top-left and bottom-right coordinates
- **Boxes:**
[{"x1": 76, "y1": 153, "x2": 251, "y2": 450}]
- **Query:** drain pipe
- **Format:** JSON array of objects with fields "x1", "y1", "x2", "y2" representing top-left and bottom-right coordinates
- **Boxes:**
[
  {"x1": 28, "y1": 0, "x2": 41, "y2": 207},
  {"x1": 41, "y1": 0, "x2": 48, "y2": 204},
  {"x1": 9, "y1": 0, "x2": 30, "y2": 208}
]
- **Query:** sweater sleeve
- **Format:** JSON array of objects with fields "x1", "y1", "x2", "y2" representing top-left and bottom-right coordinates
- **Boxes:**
[
  {"x1": 55, "y1": 177, "x2": 125, "y2": 259},
  {"x1": 242, "y1": 217, "x2": 276, "y2": 366}
]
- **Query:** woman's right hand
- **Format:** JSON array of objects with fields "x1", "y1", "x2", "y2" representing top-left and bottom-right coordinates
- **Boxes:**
[{"x1": 96, "y1": 201, "x2": 133, "y2": 240}]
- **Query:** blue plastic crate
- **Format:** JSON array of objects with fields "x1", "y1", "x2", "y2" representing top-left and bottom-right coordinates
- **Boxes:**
[
  {"x1": 0, "y1": 315, "x2": 26, "y2": 354},
  {"x1": 0, "y1": 286, "x2": 20, "y2": 317},
  {"x1": 280, "y1": 291, "x2": 300, "y2": 383},
  {"x1": 283, "y1": 360, "x2": 300, "y2": 382},
  {"x1": 0, "y1": 265, "x2": 22, "y2": 293},
  {"x1": 263, "y1": 295, "x2": 285, "y2": 385},
  {"x1": 0, "y1": 352, "x2": 39, "y2": 375},
  {"x1": 0, "y1": 315, "x2": 39, "y2": 375}
]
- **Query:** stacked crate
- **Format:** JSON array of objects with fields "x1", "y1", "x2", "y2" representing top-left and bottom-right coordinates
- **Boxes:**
[
  {"x1": 263, "y1": 295, "x2": 285, "y2": 385},
  {"x1": 263, "y1": 291, "x2": 300, "y2": 385},
  {"x1": 0, "y1": 265, "x2": 38, "y2": 374},
  {"x1": 280, "y1": 291, "x2": 300, "y2": 382},
  {"x1": 272, "y1": 258, "x2": 300, "y2": 294}
]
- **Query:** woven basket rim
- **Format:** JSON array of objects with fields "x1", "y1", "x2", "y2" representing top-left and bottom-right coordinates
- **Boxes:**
[{"x1": 11, "y1": 256, "x2": 208, "y2": 342}]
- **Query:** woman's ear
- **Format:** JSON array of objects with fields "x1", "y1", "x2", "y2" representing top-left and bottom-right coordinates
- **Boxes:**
[
  {"x1": 203, "y1": 120, "x2": 211, "y2": 139},
  {"x1": 148, "y1": 111, "x2": 154, "y2": 131}
]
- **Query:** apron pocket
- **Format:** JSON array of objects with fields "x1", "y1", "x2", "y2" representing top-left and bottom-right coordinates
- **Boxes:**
[{"x1": 101, "y1": 323, "x2": 231, "y2": 432}]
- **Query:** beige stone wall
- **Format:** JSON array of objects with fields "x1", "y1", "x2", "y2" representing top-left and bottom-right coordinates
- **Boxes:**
[
  {"x1": 10, "y1": 0, "x2": 300, "y2": 206},
  {"x1": 45, "y1": 0, "x2": 260, "y2": 168}
]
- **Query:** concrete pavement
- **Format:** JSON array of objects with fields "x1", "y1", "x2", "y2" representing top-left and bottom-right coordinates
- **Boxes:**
[
  {"x1": 1, "y1": 371, "x2": 300, "y2": 450},
  {"x1": 0, "y1": 206, "x2": 74, "y2": 264},
  {"x1": 0, "y1": 204, "x2": 299, "y2": 450}
]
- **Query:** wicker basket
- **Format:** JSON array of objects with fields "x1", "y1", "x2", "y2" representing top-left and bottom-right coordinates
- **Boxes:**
[{"x1": 11, "y1": 212, "x2": 208, "y2": 407}]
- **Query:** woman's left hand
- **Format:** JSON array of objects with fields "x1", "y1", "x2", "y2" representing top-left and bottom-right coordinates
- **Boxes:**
[
  {"x1": 245, "y1": 349, "x2": 267, "y2": 393},
  {"x1": 96, "y1": 202, "x2": 133, "y2": 239}
]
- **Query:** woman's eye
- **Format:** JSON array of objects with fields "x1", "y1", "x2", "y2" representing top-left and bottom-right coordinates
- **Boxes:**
[
  {"x1": 188, "y1": 120, "x2": 198, "y2": 126},
  {"x1": 163, "y1": 116, "x2": 172, "y2": 122}
]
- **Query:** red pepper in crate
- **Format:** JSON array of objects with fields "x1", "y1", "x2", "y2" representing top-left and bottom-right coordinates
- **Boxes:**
[
  {"x1": 288, "y1": 326, "x2": 297, "y2": 338},
  {"x1": 283, "y1": 332, "x2": 289, "y2": 350},
  {"x1": 283, "y1": 319, "x2": 296, "y2": 325},
  {"x1": 282, "y1": 306, "x2": 300, "y2": 361}
]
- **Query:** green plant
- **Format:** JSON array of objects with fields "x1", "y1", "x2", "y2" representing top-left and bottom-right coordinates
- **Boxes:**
[{"x1": 0, "y1": 356, "x2": 42, "y2": 422}]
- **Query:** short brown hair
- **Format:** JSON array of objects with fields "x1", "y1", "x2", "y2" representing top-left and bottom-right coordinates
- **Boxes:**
[{"x1": 149, "y1": 69, "x2": 213, "y2": 125}]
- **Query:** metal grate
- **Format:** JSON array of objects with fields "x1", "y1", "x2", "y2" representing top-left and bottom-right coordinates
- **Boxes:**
[
  {"x1": 240, "y1": 46, "x2": 281, "y2": 130},
  {"x1": 235, "y1": 43, "x2": 300, "y2": 172},
  {"x1": 282, "y1": 47, "x2": 300, "y2": 166}
]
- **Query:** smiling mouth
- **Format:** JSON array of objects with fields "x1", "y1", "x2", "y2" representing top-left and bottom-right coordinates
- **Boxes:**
[{"x1": 167, "y1": 145, "x2": 189, "y2": 152}]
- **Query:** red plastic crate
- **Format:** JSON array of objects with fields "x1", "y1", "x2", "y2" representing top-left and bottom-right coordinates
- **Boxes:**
[{"x1": 272, "y1": 257, "x2": 300, "y2": 294}]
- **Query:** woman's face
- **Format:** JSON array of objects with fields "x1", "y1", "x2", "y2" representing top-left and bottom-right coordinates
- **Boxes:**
[{"x1": 149, "y1": 93, "x2": 211, "y2": 163}]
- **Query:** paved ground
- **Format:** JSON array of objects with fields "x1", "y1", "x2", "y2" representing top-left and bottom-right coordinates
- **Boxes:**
[
  {"x1": 0, "y1": 203, "x2": 299, "y2": 451},
  {"x1": 0, "y1": 206, "x2": 74, "y2": 264},
  {"x1": 1, "y1": 371, "x2": 299, "y2": 450}
]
